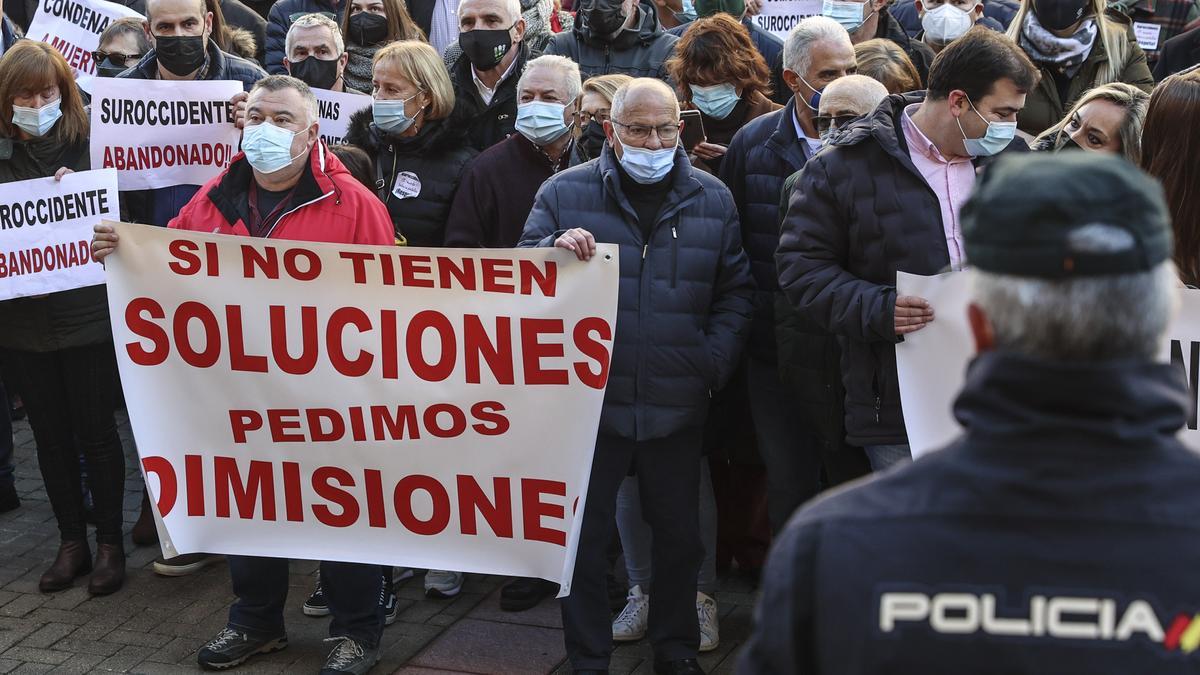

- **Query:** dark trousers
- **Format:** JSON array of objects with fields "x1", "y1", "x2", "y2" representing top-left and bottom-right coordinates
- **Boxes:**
[
  {"x1": 2, "y1": 344, "x2": 124, "y2": 543},
  {"x1": 563, "y1": 428, "x2": 704, "y2": 669},
  {"x1": 745, "y1": 355, "x2": 824, "y2": 532},
  {"x1": 227, "y1": 557, "x2": 385, "y2": 647},
  {"x1": 0, "y1": 375, "x2": 13, "y2": 488}
]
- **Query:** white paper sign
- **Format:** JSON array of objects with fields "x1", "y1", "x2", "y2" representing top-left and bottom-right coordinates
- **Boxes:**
[
  {"x1": 1134, "y1": 22, "x2": 1162, "y2": 52},
  {"x1": 90, "y1": 78, "x2": 242, "y2": 191},
  {"x1": 0, "y1": 168, "x2": 118, "y2": 301},
  {"x1": 28, "y1": 0, "x2": 144, "y2": 93},
  {"x1": 751, "y1": 0, "x2": 824, "y2": 41},
  {"x1": 896, "y1": 271, "x2": 1200, "y2": 458},
  {"x1": 104, "y1": 222, "x2": 620, "y2": 593},
  {"x1": 313, "y1": 88, "x2": 373, "y2": 146}
]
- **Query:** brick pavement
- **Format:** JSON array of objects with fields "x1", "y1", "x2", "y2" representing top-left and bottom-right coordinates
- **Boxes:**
[{"x1": 0, "y1": 413, "x2": 756, "y2": 674}]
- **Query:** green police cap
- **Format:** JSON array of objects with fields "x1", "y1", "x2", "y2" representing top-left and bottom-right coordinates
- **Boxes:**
[{"x1": 961, "y1": 152, "x2": 1172, "y2": 278}]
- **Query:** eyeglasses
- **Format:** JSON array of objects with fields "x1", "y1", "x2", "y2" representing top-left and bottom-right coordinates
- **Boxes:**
[
  {"x1": 814, "y1": 113, "x2": 861, "y2": 136},
  {"x1": 92, "y1": 50, "x2": 144, "y2": 68},
  {"x1": 612, "y1": 120, "x2": 682, "y2": 143},
  {"x1": 575, "y1": 109, "x2": 610, "y2": 125}
]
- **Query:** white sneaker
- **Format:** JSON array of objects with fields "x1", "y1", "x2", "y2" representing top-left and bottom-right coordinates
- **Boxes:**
[
  {"x1": 697, "y1": 592, "x2": 719, "y2": 652},
  {"x1": 424, "y1": 570, "x2": 464, "y2": 599},
  {"x1": 612, "y1": 585, "x2": 650, "y2": 642}
]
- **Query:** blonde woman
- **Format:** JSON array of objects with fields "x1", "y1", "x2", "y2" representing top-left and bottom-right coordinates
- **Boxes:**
[
  {"x1": 1032, "y1": 82, "x2": 1149, "y2": 163},
  {"x1": 1007, "y1": 0, "x2": 1153, "y2": 135}
]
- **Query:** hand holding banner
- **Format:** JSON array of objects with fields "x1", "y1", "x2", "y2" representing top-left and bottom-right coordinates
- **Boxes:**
[
  {"x1": 104, "y1": 222, "x2": 620, "y2": 593},
  {"x1": 28, "y1": 0, "x2": 144, "y2": 92},
  {"x1": 90, "y1": 79, "x2": 243, "y2": 191},
  {"x1": 0, "y1": 168, "x2": 117, "y2": 301}
]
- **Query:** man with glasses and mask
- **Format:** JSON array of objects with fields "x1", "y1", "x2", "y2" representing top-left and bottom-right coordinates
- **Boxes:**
[
  {"x1": 545, "y1": 0, "x2": 678, "y2": 81},
  {"x1": 283, "y1": 13, "x2": 349, "y2": 91},
  {"x1": 92, "y1": 75, "x2": 393, "y2": 674},
  {"x1": 716, "y1": 17, "x2": 861, "y2": 531},
  {"x1": 777, "y1": 27, "x2": 1036, "y2": 473},
  {"x1": 519, "y1": 78, "x2": 753, "y2": 675},
  {"x1": 94, "y1": 17, "x2": 153, "y2": 77},
  {"x1": 448, "y1": 0, "x2": 530, "y2": 150}
]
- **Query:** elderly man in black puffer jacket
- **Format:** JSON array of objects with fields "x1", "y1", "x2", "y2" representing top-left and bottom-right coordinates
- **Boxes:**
[
  {"x1": 519, "y1": 78, "x2": 752, "y2": 675},
  {"x1": 776, "y1": 28, "x2": 1036, "y2": 472}
]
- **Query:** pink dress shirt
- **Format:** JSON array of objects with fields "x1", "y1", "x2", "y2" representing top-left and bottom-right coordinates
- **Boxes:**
[{"x1": 899, "y1": 104, "x2": 976, "y2": 271}]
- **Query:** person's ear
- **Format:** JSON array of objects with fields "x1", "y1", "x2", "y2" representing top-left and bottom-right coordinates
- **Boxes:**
[
  {"x1": 915, "y1": 0, "x2": 925, "y2": 12},
  {"x1": 143, "y1": 19, "x2": 155, "y2": 42},
  {"x1": 948, "y1": 89, "x2": 969, "y2": 118},
  {"x1": 512, "y1": 17, "x2": 526, "y2": 41},
  {"x1": 871, "y1": 0, "x2": 888, "y2": 11},
  {"x1": 781, "y1": 68, "x2": 801, "y2": 95},
  {"x1": 967, "y1": 303, "x2": 995, "y2": 354},
  {"x1": 337, "y1": 52, "x2": 349, "y2": 71},
  {"x1": 283, "y1": 57, "x2": 293, "y2": 74},
  {"x1": 204, "y1": 11, "x2": 213, "y2": 36}
]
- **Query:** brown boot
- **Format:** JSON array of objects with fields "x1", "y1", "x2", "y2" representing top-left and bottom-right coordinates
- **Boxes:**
[
  {"x1": 131, "y1": 488, "x2": 159, "y2": 546},
  {"x1": 39, "y1": 539, "x2": 92, "y2": 593},
  {"x1": 88, "y1": 543, "x2": 126, "y2": 596}
]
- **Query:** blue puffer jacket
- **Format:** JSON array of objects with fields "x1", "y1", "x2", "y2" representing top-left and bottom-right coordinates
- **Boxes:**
[
  {"x1": 265, "y1": 0, "x2": 345, "y2": 73},
  {"x1": 518, "y1": 145, "x2": 755, "y2": 441},
  {"x1": 719, "y1": 98, "x2": 813, "y2": 362}
]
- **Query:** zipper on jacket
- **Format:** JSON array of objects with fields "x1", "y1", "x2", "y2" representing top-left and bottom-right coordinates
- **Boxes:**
[
  {"x1": 642, "y1": 244, "x2": 648, "y2": 259},
  {"x1": 670, "y1": 226, "x2": 678, "y2": 289}
]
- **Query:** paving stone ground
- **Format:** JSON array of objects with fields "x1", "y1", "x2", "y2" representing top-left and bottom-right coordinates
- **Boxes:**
[{"x1": 0, "y1": 413, "x2": 756, "y2": 674}]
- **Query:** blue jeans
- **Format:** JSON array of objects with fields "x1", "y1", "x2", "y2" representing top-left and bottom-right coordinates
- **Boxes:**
[
  {"x1": 228, "y1": 557, "x2": 385, "y2": 647},
  {"x1": 864, "y1": 444, "x2": 912, "y2": 472},
  {"x1": 0, "y1": 376, "x2": 13, "y2": 489}
]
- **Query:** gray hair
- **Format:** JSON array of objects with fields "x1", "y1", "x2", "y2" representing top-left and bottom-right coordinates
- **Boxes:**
[
  {"x1": 519, "y1": 55, "x2": 582, "y2": 103},
  {"x1": 249, "y1": 75, "x2": 320, "y2": 126},
  {"x1": 970, "y1": 224, "x2": 1179, "y2": 361},
  {"x1": 285, "y1": 13, "x2": 345, "y2": 58},
  {"x1": 611, "y1": 78, "x2": 679, "y2": 123},
  {"x1": 818, "y1": 74, "x2": 888, "y2": 116},
  {"x1": 458, "y1": 0, "x2": 523, "y2": 24},
  {"x1": 784, "y1": 15, "x2": 852, "y2": 74}
]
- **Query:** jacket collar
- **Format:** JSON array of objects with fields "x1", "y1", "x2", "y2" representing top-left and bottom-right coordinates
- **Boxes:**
[
  {"x1": 598, "y1": 143, "x2": 703, "y2": 237},
  {"x1": 206, "y1": 141, "x2": 339, "y2": 233},
  {"x1": 765, "y1": 98, "x2": 810, "y2": 170},
  {"x1": 953, "y1": 350, "x2": 1190, "y2": 454}
]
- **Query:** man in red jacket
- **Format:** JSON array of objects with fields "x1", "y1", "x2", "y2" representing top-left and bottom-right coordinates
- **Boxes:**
[{"x1": 93, "y1": 75, "x2": 394, "y2": 675}]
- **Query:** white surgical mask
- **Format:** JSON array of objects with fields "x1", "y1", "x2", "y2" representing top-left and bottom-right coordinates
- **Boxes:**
[
  {"x1": 12, "y1": 99, "x2": 62, "y2": 137},
  {"x1": 515, "y1": 101, "x2": 573, "y2": 146},
  {"x1": 241, "y1": 122, "x2": 305, "y2": 174},
  {"x1": 822, "y1": 0, "x2": 871, "y2": 33},
  {"x1": 615, "y1": 135, "x2": 676, "y2": 184},
  {"x1": 922, "y1": 3, "x2": 974, "y2": 44}
]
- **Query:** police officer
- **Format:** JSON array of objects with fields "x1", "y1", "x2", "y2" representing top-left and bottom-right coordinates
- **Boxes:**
[{"x1": 742, "y1": 152, "x2": 1200, "y2": 674}]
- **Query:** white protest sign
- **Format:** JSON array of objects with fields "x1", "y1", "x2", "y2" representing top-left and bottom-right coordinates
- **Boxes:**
[
  {"x1": 751, "y1": 0, "x2": 824, "y2": 41},
  {"x1": 90, "y1": 78, "x2": 242, "y2": 191},
  {"x1": 104, "y1": 222, "x2": 620, "y2": 593},
  {"x1": 1134, "y1": 22, "x2": 1162, "y2": 52},
  {"x1": 0, "y1": 168, "x2": 117, "y2": 301},
  {"x1": 896, "y1": 271, "x2": 1200, "y2": 458},
  {"x1": 314, "y1": 88, "x2": 372, "y2": 146},
  {"x1": 28, "y1": 0, "x2": 143, "y2": 93}
]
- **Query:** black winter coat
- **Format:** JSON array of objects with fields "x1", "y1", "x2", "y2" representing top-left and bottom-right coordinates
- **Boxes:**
[
  {"x1": 544, "y1": 0, "x2": 679, "y2": 81},
  {"x1": 345, "y1": 106, "x2": 478, "y2": 247},
  {"x1": 0, "y1": 136, "x2": 110, "y2": 353},
  {"x1": 719, "y1": 99, "x2": 813, "y2": 362},
  {"x1": 1154, "y1": 25, "x2": 1200, "y2": 79},
  {"x1": 741, "y1": 352, "x2": 1200, "y2": 674},
  {"x1": 449, "y1": 42, "x2": 534, "y2": 152},
  {"x1": 518, "y1": 145, "x2": 754, "y2": 441},
  {"x1": 776, "y1": 92, "x2": 1026, "y2": 447},
  {"x1": 265, "y1": 0, "x2": 344, "y2": 74}
]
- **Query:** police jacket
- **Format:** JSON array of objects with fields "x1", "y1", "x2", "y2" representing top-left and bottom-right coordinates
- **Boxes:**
[
  {"x1": 518, "y1": 145, "x2": 754, "y2": 441},
  {"x1": 544, "y1": 0, "x2": 679, "y2": 81},
  {"x1": 741, "y1": 350, "x2": 1200, "y2": 674}
]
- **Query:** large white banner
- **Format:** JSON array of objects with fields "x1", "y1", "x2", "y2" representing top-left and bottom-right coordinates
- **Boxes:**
[
  {"x1": 0, "y1": 168, "x2": 117, "y2": 301},
  {"x1": 896, "y1": 271, "x2": 1200, "y2": 458},
  {"x1": 28, "y1": 0, "x2": 144, "y2": 93},
  {"x1": 90, "y1": 79, "x2": 242, "y2": 191},
  {"x1": 104, "y1": 222, "x2": 620, "y2": 593},
  {"x1": 750, "y1": 0, "x2": 823, "y2": 41},
  {"x1": 314, "y1": 88, "x2": 373, "y2": 146}
]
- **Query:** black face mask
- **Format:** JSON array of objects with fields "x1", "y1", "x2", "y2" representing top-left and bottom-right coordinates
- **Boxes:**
[
  {"x1": 155, "y1": 34, "x2": 207, "y2": 76},
  {"x1": 1033, "y1": 0, "x2": 1089, "y2": 31},
  {"x1": 579, "y1": 120, "x2": 607, "y2": 160},
  {"x1": 581, "y1": 0, "x2": 627, "y2": 37},
  {"x1": 289, "y1": 55, "x2": 340, "y2": 89},
  {"x1": 1055, "y1": 132, "x2": 1082, "y2": 152},
  {"x1": 97, "y1": 57, "x2": 129, "y2": 78},
  {"x1": 348, "y1": 12, "x2": 389, "y2": 46},
  {"x1": 459, "y1": 26, "x2": 513, "y2": 70}
]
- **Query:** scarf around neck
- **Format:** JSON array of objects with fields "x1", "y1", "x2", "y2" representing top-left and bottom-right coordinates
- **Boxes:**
[{"x1": 1019, "y1": 12, "x2": 1098, "y2": 77}]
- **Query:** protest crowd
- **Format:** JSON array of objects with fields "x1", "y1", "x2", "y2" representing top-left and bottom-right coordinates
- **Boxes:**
[{"x1": 1, "y1": 0, "x2": 1200, "y2": 668}]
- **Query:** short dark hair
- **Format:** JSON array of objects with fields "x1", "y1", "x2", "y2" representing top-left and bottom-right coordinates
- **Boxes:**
[
  {"x1": 329, "y1": 144, "x2": 375, "y2": 190},
  {"x1": 926, "y1": 27, "x2": 1038, "y2": 102}
]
